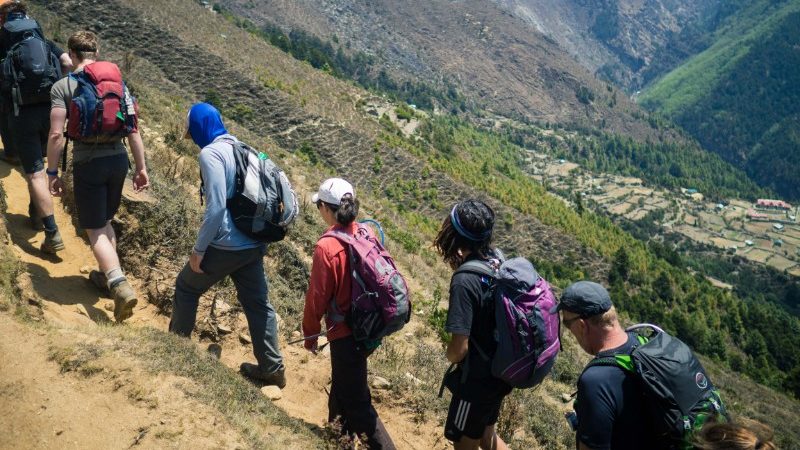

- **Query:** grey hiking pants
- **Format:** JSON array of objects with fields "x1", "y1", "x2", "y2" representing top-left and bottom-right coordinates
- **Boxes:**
[{"x1": 169, "y1": 245, "x2": 284, "y2": 374}]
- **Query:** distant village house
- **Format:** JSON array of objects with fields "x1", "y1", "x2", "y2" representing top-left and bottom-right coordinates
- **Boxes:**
[
  {"x1": 755, "y1": 199, "x2": 792, "y2": 211},
  {"x1": 746, "y1": 209, "x2": 769, "y2": 221}
]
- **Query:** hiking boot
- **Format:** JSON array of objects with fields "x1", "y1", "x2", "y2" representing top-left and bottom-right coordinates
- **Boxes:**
[
  {"x1": 240, "y1": 363, "x2": 286, "y2": 388},
  {"x1": 89, "y1": 270, "x2": 111, "y2": 296},
  {"x1": 28, "y1": 203, "x2": 44, "y2": 231},
  {"x1": 40, "y1": 230, "x2": 64, "y2": 254},
  {"x1": 110, "y1": 279, "x2": 138, "y2": 323}
]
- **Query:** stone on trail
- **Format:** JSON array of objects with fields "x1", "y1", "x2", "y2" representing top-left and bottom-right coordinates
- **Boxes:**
[
  {"x1": 75, "y1": 304, "x2": 90, "y2": 318},
  {"x1": 216, "y1": 324, "x2": 232, "y2": 334},
  {"x1": 104, "y1": 301, "x2": 114, "y2": 312},
  {"x1": 371, "y1": 376, "x2": 391, "y2": 390},
  {"x1": 79, "y1": 266, "x2": 91, "y2": 274},
  {"x1": 561, "y1": 393, "x2": 573, "y2": 403},
  {"x1": 239, "y1": 333, "x2": 252, "y2": 345},
  {"x1": 404, "y1": 372, "x2": 423, "y2": 386},
  {"x1": 261, "y1": 385, "x2": 282, "y2": 400},
  {"x1": 290, "y1": 330, "x2": 301, "y2": 339}
]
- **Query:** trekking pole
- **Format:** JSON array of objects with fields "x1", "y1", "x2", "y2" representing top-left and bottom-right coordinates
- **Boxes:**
[{"x1": 286, "y1": 325, "x2": 336, "y2": 345}]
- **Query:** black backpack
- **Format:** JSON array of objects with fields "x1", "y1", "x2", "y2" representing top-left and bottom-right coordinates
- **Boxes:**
[
  {"x1": 202, "y1": 138, "x2": 298, "y2": 242},
  {"x1": 583, "y1": 324, "x2": 728, "y2": 450},
  {"x1": 1, "y1": 18, "x2": 61, "y2": 114}
]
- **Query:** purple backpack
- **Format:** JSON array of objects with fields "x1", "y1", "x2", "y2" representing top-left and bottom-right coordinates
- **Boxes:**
[
  {"x1": 324, "y1": 224, "x2": 411, "y2": 342},
  {"x1": 456, "y1": 255, "x2": 560, "y2": 388}
]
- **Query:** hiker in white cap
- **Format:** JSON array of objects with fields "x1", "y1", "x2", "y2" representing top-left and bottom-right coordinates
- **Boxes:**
[{"x1": 302, "y1": 177, "x2": 397, "y2": 450}]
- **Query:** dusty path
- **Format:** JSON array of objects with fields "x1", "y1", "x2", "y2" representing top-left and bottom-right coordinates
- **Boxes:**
[{"x1": 0, "y1": 157, "x2": 447, "y2": 449}]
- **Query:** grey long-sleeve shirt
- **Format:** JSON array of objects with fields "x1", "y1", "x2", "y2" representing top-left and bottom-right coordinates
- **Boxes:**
[{"x1": 194, "y1": 134, "x2": 263, "y2": 255}]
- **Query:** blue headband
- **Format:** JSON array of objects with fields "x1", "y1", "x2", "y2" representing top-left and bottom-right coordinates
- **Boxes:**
[{"x1": 450, "y1": 205, "x2": 492, "y2": 241}]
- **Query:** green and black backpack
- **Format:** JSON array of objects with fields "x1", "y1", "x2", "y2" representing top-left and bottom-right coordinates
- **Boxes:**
[{"x1": 584, "y1": 323, "x2": 728, "y2": 450}]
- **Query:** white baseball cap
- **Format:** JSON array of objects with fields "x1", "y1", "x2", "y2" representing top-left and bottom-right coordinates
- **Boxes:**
[{"x1": 312, "y1": 178, "x2": 354, "y2": 206}]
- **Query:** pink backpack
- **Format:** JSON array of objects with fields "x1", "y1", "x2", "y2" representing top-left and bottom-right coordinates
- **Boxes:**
[{"x1": 324, "y1": 223, "x2": 411, "y2": 342}]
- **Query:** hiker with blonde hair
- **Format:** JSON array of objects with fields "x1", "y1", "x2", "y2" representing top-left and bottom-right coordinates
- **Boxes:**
[{"x1": 695, "y1": 419, "x2": 776, "y2": 450}]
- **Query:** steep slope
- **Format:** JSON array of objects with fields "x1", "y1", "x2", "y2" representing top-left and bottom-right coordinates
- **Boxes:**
[
  {"x1": 492, "y1": 0, "x2": 719, "y2": 89},
  {"x1": 640, "y1": 0, "x2": 800, "y2": 200},
  {"x1": 18, "y1": 0, "x2": 800, "y2": 447},
  {"x1": 218, "y1": 0, "x2": 659, "y2": 138}
]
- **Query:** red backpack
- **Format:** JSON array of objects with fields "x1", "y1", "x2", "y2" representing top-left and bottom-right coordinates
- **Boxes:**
[{"x1": 66, "y1": 61, "x2": 138, "y2": 142}]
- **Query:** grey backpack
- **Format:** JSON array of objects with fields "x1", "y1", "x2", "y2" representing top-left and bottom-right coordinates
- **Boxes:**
[{"x1": 208, "y1": 138, "x2": 298, "y2": 242}]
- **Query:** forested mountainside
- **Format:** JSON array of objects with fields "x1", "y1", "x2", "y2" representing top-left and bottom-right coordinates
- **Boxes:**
[
  {"x1": 194, "y1": 0, "x2": 797, "y2": 394},
  {"x1": 640, "y1": 0, "x2": 800, "y2": 200},
  {"x1": 20, "y1": 0, "x2": 800, "y2": 446}
]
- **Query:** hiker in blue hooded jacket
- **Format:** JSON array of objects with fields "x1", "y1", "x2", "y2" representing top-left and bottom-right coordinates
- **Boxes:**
[
  {"x1": 170, "y1": 103, "x2": 285, "y2": 388},
  {"x1": 434, "y1": 199, "x2": 512, "y2": 450}
]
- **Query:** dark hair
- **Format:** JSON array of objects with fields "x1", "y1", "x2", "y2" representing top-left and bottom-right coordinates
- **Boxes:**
[
  {"x1": 695, "y1": 419, "x2": 776, "y2": 450},
  {"x1": 434, "y1": 199, "x2": 495, "y2": 269},
  {"x1": 319, "y1": 194, "x2": 359, "y2": 226},
  {"x1": 0, "y1": 1, "x2": 27, "y2": 20}
]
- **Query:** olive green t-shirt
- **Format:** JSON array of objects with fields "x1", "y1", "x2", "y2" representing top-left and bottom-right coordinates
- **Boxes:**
[{"x1": 50, "y1": 71, "x2": 128, "y2": 164}]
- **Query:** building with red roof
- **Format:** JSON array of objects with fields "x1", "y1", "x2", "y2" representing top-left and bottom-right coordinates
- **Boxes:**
[{"x1": 755, "y1": 199, "x2": 792, "y2": 211}]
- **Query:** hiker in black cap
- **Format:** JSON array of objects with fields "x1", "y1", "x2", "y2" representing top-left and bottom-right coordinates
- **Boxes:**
[
  {"x1": 555, "y1": 281, "x2": 652, "y2": 450},
  {"x1": 434, "y1": 199, "x2": 512, "y2": 450}
]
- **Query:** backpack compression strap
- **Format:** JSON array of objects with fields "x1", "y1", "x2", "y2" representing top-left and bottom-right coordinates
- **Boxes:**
[{"x1": 320, "y1": 228, "x2": 368, "y2": 323}]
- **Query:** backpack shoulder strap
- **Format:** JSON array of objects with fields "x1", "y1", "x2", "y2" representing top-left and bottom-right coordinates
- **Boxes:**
[
  {"x1": 583, "y1": 334, "x2": 648, "y2": 373},
  {"x1": 454, "y1": 260, "x2": 496, "y2": 278}
]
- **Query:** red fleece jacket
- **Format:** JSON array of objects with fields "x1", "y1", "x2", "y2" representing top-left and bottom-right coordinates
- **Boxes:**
[{"x1": 302, "y1": 222, "x2": 359, "y2": 345}]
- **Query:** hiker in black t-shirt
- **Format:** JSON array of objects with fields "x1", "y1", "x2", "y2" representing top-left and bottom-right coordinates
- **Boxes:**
[
  {"x1": 555, "y1": 281, "x2": 652, "y2": 450},
  {"x1": 434, "y1": 199, "x2": 512, "y2": 450},
  {"x1": 0, "y1": 1, "x2": 71, "y2": 252}
]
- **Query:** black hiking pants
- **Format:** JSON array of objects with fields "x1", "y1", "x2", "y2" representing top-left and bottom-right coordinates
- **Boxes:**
[{"x1": 329, "y1": 335, "x2": 396, "y2": 450}]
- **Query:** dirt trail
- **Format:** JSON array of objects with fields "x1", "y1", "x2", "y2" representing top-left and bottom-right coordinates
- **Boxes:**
[
  {"x1": 0, "y1": 159, "x2": 161, "y2": 328},
  {"x1": 0, "y1": 157, "x2": 446, "y2": 448}
]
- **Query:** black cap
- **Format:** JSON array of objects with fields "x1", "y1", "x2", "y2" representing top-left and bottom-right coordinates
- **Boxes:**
[{"x1": 550, "y1": 281, "x2": 612, "y2": 317}]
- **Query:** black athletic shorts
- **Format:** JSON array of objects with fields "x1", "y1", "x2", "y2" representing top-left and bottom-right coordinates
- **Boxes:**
[
  {"x1": 8, "y1": 103, "x2": 50, "y2": 174},
  {"x1": 443, "y1": 369, "x2": 512, "y2": 442},
  {"x1": 73, "y1": 153, "x2": 128, "y2": 230}
]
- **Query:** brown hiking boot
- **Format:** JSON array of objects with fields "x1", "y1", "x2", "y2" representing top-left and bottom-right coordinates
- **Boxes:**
[
  {"x1": 40, "y1": 230, "x2": 65, "y2": 254},
  {"x1": 240, "y1": 363, "x2": 286, "y2": 388},
  {"x1": 110, "y1": 279, "x2": 137, "y2": 323},
  {"x1": 88, "y1": 270, "x2": 111, "y2": 296}
]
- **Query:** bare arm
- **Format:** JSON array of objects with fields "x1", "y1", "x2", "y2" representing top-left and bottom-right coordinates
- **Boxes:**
[
  {"x1": 446, "y1": 334, "x2": 469, "y2": 363},
  {"x1": 59, "y1": 53, "x2": 73, "y2": 74},
  {"x1": 127, "y1": 131, "x2": 149, "y2": 191},
  {"x1": 46, "y1": 107, "x2": 67, "y2": 173}
]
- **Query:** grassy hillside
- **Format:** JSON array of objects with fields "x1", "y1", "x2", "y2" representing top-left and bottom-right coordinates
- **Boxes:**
[
  {"x1": 26, "y1": 0, "x2": 800, "y2": 447},
  {"x1": 640, "y1": 0, "x2": 800, "y2": 199}
]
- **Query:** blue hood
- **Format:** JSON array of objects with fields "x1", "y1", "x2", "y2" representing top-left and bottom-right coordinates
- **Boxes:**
[{"x1": 187, "y1": 103, "x2": 228, "y2": 148}]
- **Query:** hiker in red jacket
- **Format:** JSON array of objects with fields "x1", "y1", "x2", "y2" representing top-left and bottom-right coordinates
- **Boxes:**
[{"x1": 302, "y1": 177, "x2": 396, "y2": 450}]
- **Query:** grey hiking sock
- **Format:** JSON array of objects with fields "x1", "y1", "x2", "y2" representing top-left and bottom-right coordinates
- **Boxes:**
[{"x1": 105, "y1": 268, "x2": 125, "y2": 289}]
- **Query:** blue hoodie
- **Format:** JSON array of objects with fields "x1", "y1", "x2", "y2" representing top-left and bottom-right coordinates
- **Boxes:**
[
  {"x1": 188, "y1": 103, "x2": 228, "y2": 149},
  {"x1": 188, "y1": 103, "x2": 262, "y2": 255}
]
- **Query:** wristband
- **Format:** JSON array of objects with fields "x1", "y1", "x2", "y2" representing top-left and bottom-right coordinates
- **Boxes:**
[{"x1": 45, "y1": 168, "x2": 59, "y2": 177}]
